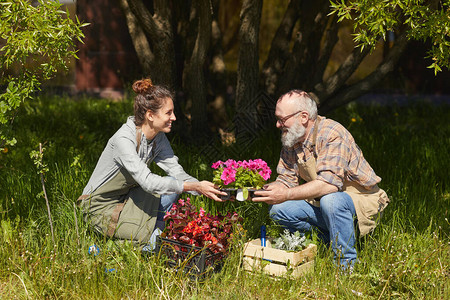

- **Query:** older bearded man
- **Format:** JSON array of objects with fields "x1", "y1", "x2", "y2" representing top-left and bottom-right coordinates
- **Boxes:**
[{"x1": 253, "y1": 90, "x2": 390, "y2": 269}]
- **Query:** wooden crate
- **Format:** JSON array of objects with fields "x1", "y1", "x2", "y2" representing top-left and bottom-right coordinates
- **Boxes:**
[{"x1": 243, "y1": 238, "x2": 316, "y2": 277}]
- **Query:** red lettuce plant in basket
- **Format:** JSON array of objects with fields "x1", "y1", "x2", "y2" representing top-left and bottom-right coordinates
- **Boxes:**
[{"x1": 162, "y1": 197, "x2": 243, "y2": 255}]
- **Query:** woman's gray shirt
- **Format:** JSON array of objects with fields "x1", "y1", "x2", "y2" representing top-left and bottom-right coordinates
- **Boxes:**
[{"x1": 82, "y1": 116, "x2": 198, "y2": 195}]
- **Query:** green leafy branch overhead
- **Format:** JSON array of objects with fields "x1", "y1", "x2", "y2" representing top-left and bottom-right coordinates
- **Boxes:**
[
  {"x1": 330, "y1": 0, "x2": 450, "y2": 74},
  {"x1": 0, "y1": 0, "x2": 88, "y2": 147}
]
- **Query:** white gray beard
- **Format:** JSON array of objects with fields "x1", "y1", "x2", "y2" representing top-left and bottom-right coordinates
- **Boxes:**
[{"x1": 281, "y1": 123, "x2": 306, "y2": 148}]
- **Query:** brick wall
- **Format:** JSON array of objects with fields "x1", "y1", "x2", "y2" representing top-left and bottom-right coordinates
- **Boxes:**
[{"x1": 76, "y1": 0, "x2": 140, "y2": 96}]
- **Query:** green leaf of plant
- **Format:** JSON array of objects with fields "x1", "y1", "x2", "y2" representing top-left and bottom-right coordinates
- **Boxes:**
[{"x1": 243, "y1": 187, "x2": 248, "y2": 200}]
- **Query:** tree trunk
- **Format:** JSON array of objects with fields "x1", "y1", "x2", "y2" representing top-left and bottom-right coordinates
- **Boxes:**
[
  {"x1": 118, "y1": 0, "x2": 416, "y2": 143},
  {"x1": 235, "y1": 0, "x2": 262, "y2": 110},
  {"x1": 208, "y1": 0, "x2": 230, "y2": 131},
  {"x1": 261, "y1": 0, "x2": 301, "y2": 96},
  {"x1": 125, "y1": 0, "x2": 176, "y2": 89},
  {"x1": 184, "y1": 0, "x2": 212, "y2": 137},
  {"x1": 118, "y1": 0, "x2": 153, "y2": 76},
  {"x1": 276, "y1": 0, "x2": 330, "y2": 96}
]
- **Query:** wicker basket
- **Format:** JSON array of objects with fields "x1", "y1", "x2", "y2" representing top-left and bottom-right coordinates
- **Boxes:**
[{"x1": 156, "y1": 236, "x2": 225, "y2": 278}]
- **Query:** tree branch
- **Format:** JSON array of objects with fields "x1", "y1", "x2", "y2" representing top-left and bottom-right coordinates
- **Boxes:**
[
  {"x1": 119, "y1": 0, "x2": 154, "y2": 75},
  {"x1": 312, "y1": 14, "x2": 340, "y2": 87},
  {"x1": 154, "y1": 0, "x2": 173, "y2": 22},
  {"x1": 186, "y1": 0, "x2": 212, "y2": 136},
  {"x1": 126, "y1": 0, "x2": 162, "y2": 40},
  {"x1": 295, "y1": 0, "x2": 331, "y2": 88},
  {"x1": 277, "y1": 0, "x2": 330, "y2": 95},
  {"x1": 319, "y1": 32, "x2": 409, "y2": 113},
  {"x1": 312, "y1": 44, "x2": 371, "y2": 104},
  {"x1": 261, "y1": 0, "x2": 301, "y2": 95},
  {"x1": 125, "y1": 0, "x2": 176, "y2": 88}
]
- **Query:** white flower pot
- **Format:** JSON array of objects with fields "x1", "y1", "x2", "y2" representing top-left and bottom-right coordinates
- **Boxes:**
[
  {"x1": 236, "y1": 189, "x2": 245, "y2": 201},
  {"x1": 236, "y1": 188, "x2": 259, "y2": 201}
]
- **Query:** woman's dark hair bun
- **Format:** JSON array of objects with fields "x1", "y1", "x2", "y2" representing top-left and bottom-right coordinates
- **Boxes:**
[{"x1": 132, "y1": 78, "x2": 153, "y2": 94}]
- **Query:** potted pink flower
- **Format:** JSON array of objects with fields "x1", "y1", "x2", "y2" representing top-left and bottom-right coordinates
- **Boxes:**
[{"x1": 211, "y1": 159, "x2": 272, "y2": 201}]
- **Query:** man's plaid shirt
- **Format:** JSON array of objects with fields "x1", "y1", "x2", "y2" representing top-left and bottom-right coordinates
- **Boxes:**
[{"x1": 276, "y1": 116, "x2": 381, "y2": 190}]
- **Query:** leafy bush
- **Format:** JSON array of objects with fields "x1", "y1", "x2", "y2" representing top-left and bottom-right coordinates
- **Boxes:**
[{"x1": 0, "y1": 0, "x2": 87, "y2": 147}]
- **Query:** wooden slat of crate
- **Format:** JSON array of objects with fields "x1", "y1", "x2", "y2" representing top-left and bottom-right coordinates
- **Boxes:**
[
  {"x1": 243, "y1": 238, "x2": 317, "y2": 267},
  {"x1": 243, "y1": 256, "x2": 315, "y2": 277}
]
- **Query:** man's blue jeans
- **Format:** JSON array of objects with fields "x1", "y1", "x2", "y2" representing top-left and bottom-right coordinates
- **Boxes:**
[{"x1": 269, "y1": 192, "x2": 357, "y2": 268}]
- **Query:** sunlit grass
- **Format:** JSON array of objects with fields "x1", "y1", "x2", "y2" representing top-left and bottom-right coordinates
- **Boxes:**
[{"x1": 0, "y1": 95, "x2": 449, "y2": 299}]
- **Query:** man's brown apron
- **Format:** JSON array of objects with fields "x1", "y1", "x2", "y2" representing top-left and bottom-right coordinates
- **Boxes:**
[
  {"x1": 77, "y1": 128, "x2": 160, "y2": 244},
  {"x1": 296, "y1": 120, "x2": 390, "y2": 236}
]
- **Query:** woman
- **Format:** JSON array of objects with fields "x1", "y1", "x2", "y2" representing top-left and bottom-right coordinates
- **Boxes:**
[{"x1": 78, "y1": 78, "x2": 224, "y2": 247}]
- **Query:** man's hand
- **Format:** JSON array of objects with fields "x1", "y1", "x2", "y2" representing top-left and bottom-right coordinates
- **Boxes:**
[
  {"x1": 252, "y1": 180, "x2": 338, "y2": 205},
  {"x1": 252, "y1": 183, "x2": 289, "y2": 205}
]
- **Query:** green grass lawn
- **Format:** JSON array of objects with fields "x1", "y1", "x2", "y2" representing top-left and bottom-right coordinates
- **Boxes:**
[{"x1": 0, "y1": 95, "x2": 449, "y2": 299}]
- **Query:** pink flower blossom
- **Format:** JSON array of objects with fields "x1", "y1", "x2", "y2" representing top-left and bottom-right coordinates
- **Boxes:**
[
  {"x1": 211, "y1": 160, "x2": 223, "y2": 169},
  {"x1": 259, "y1": 169, "x2": 271, "y2": 181},
  {"x1": 254, "y1": 159, "x2": 265, "y2": 168},
  {"x1": 246, "y1": 159, "x2": 257, "y2": 170},
  {"x1": 239, "y1": 160, "x2": 249, "y2": 169},
  {"x1": 221, "y1": 166, "x2": 236, "y2": 185},
  {"x1": 212, "y1": 158, "x2": 271, "y2": 187},
  {"x1": 199, "y1": 207, "x2": 206, "y2": 217},
  {"x1": 224, "y1": 159, "x2": 239, "y2": 168}
]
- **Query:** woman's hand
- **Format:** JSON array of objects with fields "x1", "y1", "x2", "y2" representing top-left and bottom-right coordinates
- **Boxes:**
[{"x1": 183, "y1": 181, "x2": 227, "y2": 202}]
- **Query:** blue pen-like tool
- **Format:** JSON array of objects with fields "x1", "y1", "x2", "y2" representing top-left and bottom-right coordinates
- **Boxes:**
[{"x1": 260, "y1": 225, "x2": 266, "y2": 247}]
